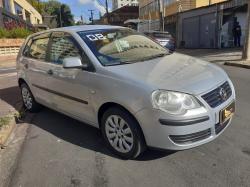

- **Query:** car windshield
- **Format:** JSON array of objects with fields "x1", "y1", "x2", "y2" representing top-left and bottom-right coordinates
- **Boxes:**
[{"x1": 78, "y1": 29, "x2": 170, "y2": 66}]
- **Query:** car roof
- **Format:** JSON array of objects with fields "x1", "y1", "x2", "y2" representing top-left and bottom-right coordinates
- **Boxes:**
[{"x1": 31, "y1": 25, "x2": 125, "y2": 37}]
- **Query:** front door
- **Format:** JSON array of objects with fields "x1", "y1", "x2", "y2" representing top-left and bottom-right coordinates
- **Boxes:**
[{"x1": 44, "y1": 32, "x2": 96, "y2": 124}]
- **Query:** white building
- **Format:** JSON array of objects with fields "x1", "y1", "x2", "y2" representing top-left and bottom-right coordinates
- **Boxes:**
[{"x1": 112, "y1": 0, "x2": 138, "y2": 10}]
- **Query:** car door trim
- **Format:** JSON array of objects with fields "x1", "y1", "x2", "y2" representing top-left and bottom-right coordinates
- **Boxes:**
[{"x1": 32, "y1": 84, "x2": 88, "y2": 105}]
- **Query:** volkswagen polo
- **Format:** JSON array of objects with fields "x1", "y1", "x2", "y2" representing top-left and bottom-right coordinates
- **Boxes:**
[{"x1": 17, "y1": 25, "x2": 236, "y2": 159}]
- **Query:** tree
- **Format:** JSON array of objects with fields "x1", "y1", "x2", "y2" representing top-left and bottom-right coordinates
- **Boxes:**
[
  {"x1": 242, "y1": 2, "x2": 250, "y2": 61},
  {"x1": 43, "y1": 1, "x2": 74, "y2": 27},
  {"x1": 28, "y1": 0, "x2": 74, "y2": 28},
  {"x1": 52, "y1": 4, "x2": 74, "y2": 27}
]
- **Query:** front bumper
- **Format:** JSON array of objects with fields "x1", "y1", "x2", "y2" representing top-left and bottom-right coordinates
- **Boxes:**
[{"x1": 135, "y1": 81, "x2": 236, "y2": 150}]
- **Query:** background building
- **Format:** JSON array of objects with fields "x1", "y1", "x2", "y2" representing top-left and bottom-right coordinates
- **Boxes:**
[
  {"x1": 0, "y1": 0, "x2": 42, "y2": 29},
  {"x1": 100, "y1": 5, "x2": 139, "y2": 27},
  {"x1": 139, "y1": 0, "x2": 248, "y2": 49},
  {"x1": 112, "y1": 0, "x2": 138, "y2": 10},
  {"x1": 139, "y1": 0, "x2": 229, "y2": 31}
]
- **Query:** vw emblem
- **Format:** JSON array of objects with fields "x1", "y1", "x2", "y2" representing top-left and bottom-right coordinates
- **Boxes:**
[{"x1": 219, "y1": 88, "x2": 227, "y2": 100}]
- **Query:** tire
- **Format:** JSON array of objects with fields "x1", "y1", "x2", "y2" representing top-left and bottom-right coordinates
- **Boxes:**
[
  {"x1": 20, "y1": 83, "x2": 41, "y2": 112},
  {"x1": 101, "y1": 107, "x2": 146, "y2": 159}
]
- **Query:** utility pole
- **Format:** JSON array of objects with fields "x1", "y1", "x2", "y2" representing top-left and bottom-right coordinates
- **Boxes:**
[
  {"x1": 176, "y1": 0, "x2": 182, "y2": 48},
  {"x1": 105, "y1": 0, "x2": 109, "y2": 24},
  {"x1": 162, "y1": 0, "x2": 165, "y2": 31},
  {"x1": 242, "y1": 2, "x2": 250, "y2": 61},
  {"x1": 88, "y1": 9, "x2": 94, "y2": 24},
  {"x1": 59, "y1": 5, "x2": 62, "y2": 27},
  {"x1": 157, "y1": 0, "x2": 163, "y2": 31}
]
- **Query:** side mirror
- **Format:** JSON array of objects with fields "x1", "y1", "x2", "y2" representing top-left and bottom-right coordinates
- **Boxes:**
[{"x1": 62, "y1": 57, "x2": 88, "y2": 69}]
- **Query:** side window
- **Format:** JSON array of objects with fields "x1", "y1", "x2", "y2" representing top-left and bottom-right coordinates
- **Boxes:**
[
  {"x1": 29, "y1": 37, "x2": 49, "y2": 60},
  {"x1": 49, "y1": 32, "x2": 83, "y2": 65}
]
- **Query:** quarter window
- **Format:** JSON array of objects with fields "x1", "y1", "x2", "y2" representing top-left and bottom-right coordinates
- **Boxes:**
[{"x1": 49, "y1": 32, "x2": 82, "y2": 65}]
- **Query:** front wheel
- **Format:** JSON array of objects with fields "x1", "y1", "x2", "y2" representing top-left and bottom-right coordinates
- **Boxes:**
[{"x1": 101, "y1": 107, "x2": 146, "y2": 159}]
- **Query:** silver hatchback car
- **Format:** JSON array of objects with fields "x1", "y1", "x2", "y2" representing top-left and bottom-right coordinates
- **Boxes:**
[{"x1": 17, "y1": 25, "x2": 236, "y2": 159}]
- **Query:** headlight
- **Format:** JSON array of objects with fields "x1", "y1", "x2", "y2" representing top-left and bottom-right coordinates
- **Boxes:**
[{"x1": 151, "y1": 90, "x2": 202, "y2": 115}]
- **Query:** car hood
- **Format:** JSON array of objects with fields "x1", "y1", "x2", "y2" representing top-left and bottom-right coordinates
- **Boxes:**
[{"x1": 106, "y1": 53, "x2": 228, "y2": 95}]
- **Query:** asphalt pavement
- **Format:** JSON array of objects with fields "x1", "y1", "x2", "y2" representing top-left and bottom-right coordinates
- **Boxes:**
[{"x1": 0, "y1": 65, "x2": 250, "y2": 187}]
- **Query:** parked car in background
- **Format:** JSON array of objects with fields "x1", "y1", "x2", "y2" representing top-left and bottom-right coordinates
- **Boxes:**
[
  {"x1": 17, "y1": 25, "x2": 235, "y2": 159},
  {"x1": 144, "y1": 31, "x2": 175, "y2": 52}
]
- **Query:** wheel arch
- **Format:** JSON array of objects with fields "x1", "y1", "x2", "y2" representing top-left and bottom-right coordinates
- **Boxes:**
[
  {"x1": 18, "y1": 78, "x2": 27, "y2": 87},
  {"x1": 97, "y1": 102, "x2": 146, "y2": 143}
]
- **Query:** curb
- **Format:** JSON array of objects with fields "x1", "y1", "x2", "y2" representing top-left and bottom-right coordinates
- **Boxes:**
[
  {"x1": 0, "y1": 117, "x2": 16, "y2": 148},
  {"x1": 224, "y1": 62, "x2": 250, "y2": 69}
]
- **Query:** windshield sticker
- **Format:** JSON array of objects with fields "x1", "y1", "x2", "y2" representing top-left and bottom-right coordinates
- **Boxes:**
[
  {"x1": 86, "y1": 34, "x2": 107, "y2": 41},
  {"x1": 119, "y1": 40, "x2": 130, "y2": 48}
]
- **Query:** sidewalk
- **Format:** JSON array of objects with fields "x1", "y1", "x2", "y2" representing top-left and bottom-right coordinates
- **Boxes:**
[
  {"x1": 177, "y1": 48, "x2": 250, "y2": 68},
  {"x1": 0, "y1": 55, "x2": 17, "y2": 68},
  {"x1": 0, "y1": 74, "x2": 27, "y2": 186},
  {"x1": 0, "y1": 76, "x2": 20, "y2": 147}
]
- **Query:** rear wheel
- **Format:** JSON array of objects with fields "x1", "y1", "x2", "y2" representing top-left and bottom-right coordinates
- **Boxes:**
[
  {"x1": 101, "y1": 107, "x2": 146, "y2": 159},
  {"x1": 20, "y1": 83, "x2": 41, "y2": 112}
]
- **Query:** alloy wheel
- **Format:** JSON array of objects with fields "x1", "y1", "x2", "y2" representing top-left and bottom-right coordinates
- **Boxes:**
[
  {"x1": 105, "y1": 115, "x2": 134, "y2": 153},
  {"x1": 22, "y1": 87, "x2": 33, "y2": 109}
]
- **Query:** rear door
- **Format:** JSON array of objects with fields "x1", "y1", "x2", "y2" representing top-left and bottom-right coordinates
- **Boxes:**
[
  {"x1": 44, "y1": 32, "x2": 95, "y2": 123},
  {"x1": 21, "y1": 32, "x2": 52, "y2": 105}
]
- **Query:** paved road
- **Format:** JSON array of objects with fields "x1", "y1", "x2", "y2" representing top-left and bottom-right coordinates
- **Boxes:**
[{"x1": 1, "y1": 65, "x2": 250, "y2": 187}]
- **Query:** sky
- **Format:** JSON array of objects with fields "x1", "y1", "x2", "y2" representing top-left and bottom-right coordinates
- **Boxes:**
[{"x1": 45, "y1": 0, "x2": 112, "y2": 23}]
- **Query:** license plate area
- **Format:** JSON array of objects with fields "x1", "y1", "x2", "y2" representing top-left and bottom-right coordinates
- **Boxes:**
[{"x1": 220, "y1": 101, "x2": 235, "y2": 124}]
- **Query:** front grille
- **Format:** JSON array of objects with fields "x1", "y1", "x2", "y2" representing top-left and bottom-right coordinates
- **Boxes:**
[
  {"x1": 202, "y1": 81, "x2": 232, "y2": 108},
  {"x1": 215, "y1": 119, "x2": 230, "y2": 134},
  {"x1": 169, "y1": 129, "x2": 211, "y2": 144}
]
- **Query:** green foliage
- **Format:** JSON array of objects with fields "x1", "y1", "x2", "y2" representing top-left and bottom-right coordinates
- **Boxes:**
[
  {"x1": 0, "y1": 29, "x2": 9, "y2": 38},
  {"x1": 38, "y1": 0, "x2": 75, "y2": 28},
  {"x1": 0, "y1": 28, "x2": 33, "y2": 38}
]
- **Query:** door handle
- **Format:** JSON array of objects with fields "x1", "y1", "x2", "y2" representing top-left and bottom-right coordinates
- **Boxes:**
[{"x1": 47, "y1": 69, "x2": 53, "y2": 75}]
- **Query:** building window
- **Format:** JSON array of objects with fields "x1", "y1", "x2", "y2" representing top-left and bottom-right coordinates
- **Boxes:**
[
  {"x1": 14, "y1": 2, "x2": 23, "y2": 19},
  {"x1": 3, "y1": 0, "x2": 10, "y2": 12},
  {"x1": 164, "y1": 0, "x2": 175, "y2": 6},
  {"x1": 25, "y1": 10, "x2": 31, "y2": 23}
]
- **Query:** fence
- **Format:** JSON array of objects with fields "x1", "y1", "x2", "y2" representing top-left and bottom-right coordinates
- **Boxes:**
[{"x1": 0, "y1": 39, "x2": 24, "y2": 56}]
